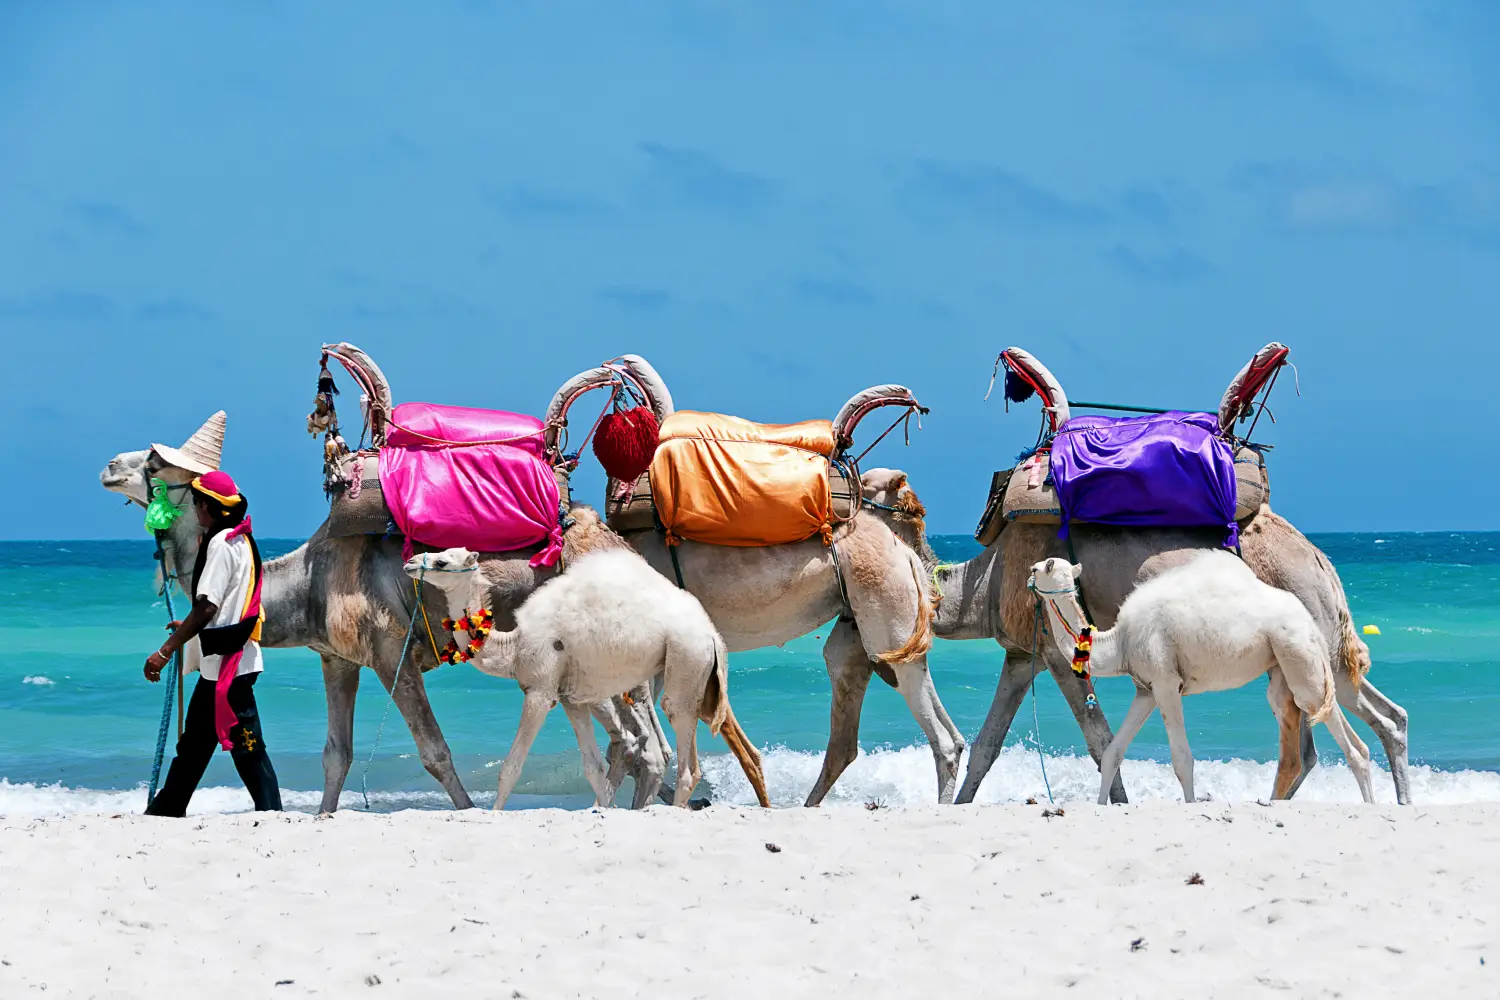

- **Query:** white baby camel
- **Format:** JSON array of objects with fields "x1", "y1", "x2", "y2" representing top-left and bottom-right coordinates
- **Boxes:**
[
  {"x1": 1029, "y1": 553, "x2": 1375, "y2": 804},
  {"x1": 405, "y1": 547, "x2": 769, "y2": 810}
]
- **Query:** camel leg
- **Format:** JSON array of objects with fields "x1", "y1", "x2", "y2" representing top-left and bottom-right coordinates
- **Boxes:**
[
  {"x1": 376, "y1": 655, "x2": 474, "y2": 810},
  {"x1": 592, "y1": 698, "x2": 634, "y2": 797},
  {"x1": 1048, "y1": 657, "x2": 1128, "y2": 804},
  {"x1": 564, "y1": 702, "x2": 616, "y2": 808},
  {"x1": 891, "y1": 659, "x2": 965, "y2": 804},
  {"x1": 1340, "y1": 675, "x2": 1411, "y2": 804},
  {"x1": 956, "y1": 646, "x2": 1037, "y2": 804},
  {"x1": 668, "y1": 709, "x2": 702, "y2": 809},
  {"x1": 1320, "y1": 703, "x2": 1376, "y2": 804},
  {"x1": 1280, "y1": 713, "x2": 1319, "y2": 801},
  {"x1": 640, "y1": 672, "x2": 714, "y2": 809},
  {"x1": 493, "y1": 691, "x2": 554, "y2": 811},
  {"x1": 805, "y1": 620, "x2": 874, "y2": 807},
  {"x1": 718, "y1": 705, "x2": 771, "y2": 808},
  {"x1": 1153, "y1": 683, "x2": 1195, "y2": 803},
  {"x1": 1266, "y1": 670, "x2": 1304, "y2": 800},
  {"x1": 1097, "y1": 686, "x2": 1155, "y2": 806},
  {"x1": 318, "y1": 654, "x2": 361, "y2": 815},
  {"x1": 593, "y1": 687, "x2": 667, "y2": 807}
]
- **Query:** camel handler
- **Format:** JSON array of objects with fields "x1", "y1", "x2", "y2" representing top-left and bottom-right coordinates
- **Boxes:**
[{"x1": 143, "y1": 470, "x2": 283, "y2": 816}]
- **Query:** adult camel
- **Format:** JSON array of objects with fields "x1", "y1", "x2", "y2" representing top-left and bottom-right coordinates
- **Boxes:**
[
  {"x1": 877, "y1": 346, "x2": 1411, "y2": 805},
  {"x1": 541, "y1": 359, "x2": 965, "y2": 805}
]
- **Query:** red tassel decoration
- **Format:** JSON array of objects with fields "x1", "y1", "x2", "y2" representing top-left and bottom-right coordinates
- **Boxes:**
[{"x1": 593, "y1": 404, "x2": 660, "y2": 483}]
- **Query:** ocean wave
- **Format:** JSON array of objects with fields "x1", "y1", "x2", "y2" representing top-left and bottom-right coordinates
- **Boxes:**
[
  {"x1": 3, "y1": 745, "x2": 1497, "y2": 816},
  {"x1": 21, "y1": 676, "x2": 55, "y2": 686}
]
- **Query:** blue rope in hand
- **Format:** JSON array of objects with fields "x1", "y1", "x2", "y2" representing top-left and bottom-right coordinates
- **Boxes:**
[
  {"x1": 1030, "y1": 602, "x2": 1055, "y2": 805},
  {"x1": 360, "y1": 563, "x2": 425, "y2": 811},
  {"x1": 146, "y1": 541, "x2": 182, "y2": 809}
]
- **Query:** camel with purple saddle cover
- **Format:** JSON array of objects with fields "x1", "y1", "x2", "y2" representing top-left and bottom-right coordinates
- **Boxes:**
[
  {"x1": 923, "y1": 342, "x2": 1412, "y2": 806},
  {"x1": 974, "y1": 345, "x2": 1278, "y2": 544},
  {"x1": 544, "y1": 363, "x2": 967, "y2": 806}
]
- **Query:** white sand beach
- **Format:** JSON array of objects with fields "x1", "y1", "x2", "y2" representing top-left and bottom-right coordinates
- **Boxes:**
[{"x1": 1, "y1": 801, "x2": 1495, "y2": 999}]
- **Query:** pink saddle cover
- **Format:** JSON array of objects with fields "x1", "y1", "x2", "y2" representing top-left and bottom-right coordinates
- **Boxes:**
[{"x1": 379, "y1": 402, "x2": 564, "y2": 567}]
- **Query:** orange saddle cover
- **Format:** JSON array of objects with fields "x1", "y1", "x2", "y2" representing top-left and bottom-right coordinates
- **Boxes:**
[{"x1": 651, "y1": 410, "x2": 837, "y2": 547}]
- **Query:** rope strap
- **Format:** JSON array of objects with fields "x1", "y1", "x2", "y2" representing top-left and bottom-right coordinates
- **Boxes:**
[
  {"x1": 146, "y1": 535, "x2": 182, "y2": 810},
  {"x1": 360, "y1": 565, "x2": 427, "y2": 810}
]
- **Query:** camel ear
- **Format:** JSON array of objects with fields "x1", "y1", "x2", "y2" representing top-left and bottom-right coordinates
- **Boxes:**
[
  {"x1": 1070, "y1": 563, "x2": 1083, "y2": 579},
  {"x1": 890, "y1": 472, "x2": 907, "y2": 490},
  {"x1": 463, "y1": 550, "x2": 479, "y2": 568}
]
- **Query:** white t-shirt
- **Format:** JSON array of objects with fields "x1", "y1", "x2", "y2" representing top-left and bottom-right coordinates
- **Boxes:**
[{"x1": 193, "y1": 530, "x2": 263, "y2": 682}]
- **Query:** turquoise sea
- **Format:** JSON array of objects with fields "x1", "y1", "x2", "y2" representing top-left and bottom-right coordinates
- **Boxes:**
[{"x1": 2, "y1": 533, "x2": 1497, "y2": 815}]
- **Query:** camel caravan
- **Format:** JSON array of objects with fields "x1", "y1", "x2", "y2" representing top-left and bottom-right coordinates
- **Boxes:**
[{"x1": 100, "y1": 339, "x2": 1411, "y2": 811}]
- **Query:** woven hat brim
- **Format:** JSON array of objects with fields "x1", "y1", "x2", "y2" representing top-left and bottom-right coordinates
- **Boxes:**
[{"x1": 149, "y1": 443, "x2": 217, "y2": 475}]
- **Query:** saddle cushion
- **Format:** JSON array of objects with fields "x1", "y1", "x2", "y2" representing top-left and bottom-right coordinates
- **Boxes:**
[
  {"x1": 378, "y1": 402, "x2": 564, "y2": 566},
  {"x1": 649, "y1": 411, "x2": 839, "y2": 547},
  {"x1": 1051, "y1": 411, "x2": 1239, "y2": 544}
]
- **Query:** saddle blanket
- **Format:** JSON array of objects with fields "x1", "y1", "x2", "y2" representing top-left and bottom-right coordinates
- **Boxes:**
[
  {"x1": 649, "y1": 410, "x2": 841, "y2": 547},
  {"x1": 378, "y1": 402, "x2": 564, "y2": 566},
  {"x1": 1050, "y1": 411, "x2": 1240, "y2": 545}
]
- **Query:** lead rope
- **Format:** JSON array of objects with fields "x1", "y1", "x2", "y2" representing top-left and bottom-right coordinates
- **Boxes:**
[
  {"x1": 1029, "y1": 600, "x2": 1055, "y2": 805},
  {"x1": 359, "y1": 564, "x2": 426, "y2": 810},
  {"x1": 146, "y1": 533, "x2": 183, "y2": 809}
]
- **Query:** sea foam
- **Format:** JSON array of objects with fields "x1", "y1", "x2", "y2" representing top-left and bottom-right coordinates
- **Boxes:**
[{"x1": 3, "y1": 746, "x2": 1496, "y2": 817}]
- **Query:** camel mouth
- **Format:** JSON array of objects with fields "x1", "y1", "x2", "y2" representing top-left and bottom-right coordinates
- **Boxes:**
[{"x1": 99, "y1": 467, "x2": 136, "y2": 491}]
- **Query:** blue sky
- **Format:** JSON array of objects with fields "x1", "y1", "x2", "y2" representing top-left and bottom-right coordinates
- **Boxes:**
[{"x1": 2, "y1": 1, "x2": 1497, "y2": 539}]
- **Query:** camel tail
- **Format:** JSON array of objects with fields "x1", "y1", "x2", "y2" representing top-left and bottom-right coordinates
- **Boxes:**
[
  {"x1": 700, "y1": 634, "x2": 771, "y2": 808},
  {"x1": 1307, "y1": 659, "x2": 1338, "y2": 726},
  {"x1": 1336, "y1": 603, "x2": 1372, "y2": 687},
  {"x1": 700, "y1": 633, "x2": 732, "y2": 737},
  {"x1": 880, "y1": 547, "x2": 935, "y2": 664}
]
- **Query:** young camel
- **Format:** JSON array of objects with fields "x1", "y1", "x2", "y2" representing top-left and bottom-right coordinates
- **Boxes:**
[
  {"x1": 405, "y1": 546, "x2": 771, "y2": 810},
  {"x1": 1028, "y1": 553, "x2": 1376, "y2": 805}
]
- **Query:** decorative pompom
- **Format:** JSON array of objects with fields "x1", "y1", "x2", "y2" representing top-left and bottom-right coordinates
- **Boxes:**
[
  {"x1": 1004, "y1": 369, "x2": 1036, "y2": 404},
  {"x1": 593, "y1": 405, "x2": 660, "y2": 483}
]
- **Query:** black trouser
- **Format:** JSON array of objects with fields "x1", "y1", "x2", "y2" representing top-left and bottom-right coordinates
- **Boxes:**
[{"x1": 146, "y1": 673, "x2": 283, "y2": 817}]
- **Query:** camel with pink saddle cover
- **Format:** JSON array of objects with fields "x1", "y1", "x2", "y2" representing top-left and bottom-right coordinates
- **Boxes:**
[{"x1": 308, "y1": 344, "x2": 768, "y2": 810}]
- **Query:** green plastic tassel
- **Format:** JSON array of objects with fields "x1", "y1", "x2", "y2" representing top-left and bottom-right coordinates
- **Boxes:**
[{"x1": 143, "y1": 478, "x2": 182, "y2": 533}]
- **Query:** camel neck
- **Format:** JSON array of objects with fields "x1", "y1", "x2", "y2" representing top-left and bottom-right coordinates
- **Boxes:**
[
  {"x1": 932, "y1": 546, "x2": 1000, "y2": 641},
  {"x1": 1039, "y1": 588, "x2": 1121, "y2": 676}
]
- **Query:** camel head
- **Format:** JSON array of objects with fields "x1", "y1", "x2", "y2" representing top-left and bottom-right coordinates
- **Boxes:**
[
  {"x1": 403, "y1": 547, "x2": 480, "y2": 597},
  {"x1": 1027, "y1": 558, "x2": 1083, "y2": 597},
  {"x1": 560, "y1": 504, "x2": 634, "y2": 560},
  {"x1": 860, "y1": 468, "x2": 926, "y2": 522},
  {"x1": 100, "y1": 449, "x2": 153, "y2": 505}
]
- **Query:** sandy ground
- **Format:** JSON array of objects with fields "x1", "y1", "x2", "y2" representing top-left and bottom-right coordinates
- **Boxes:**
[{"x1": 0, "y1": 802, "x2": 1496, "y2": 999}]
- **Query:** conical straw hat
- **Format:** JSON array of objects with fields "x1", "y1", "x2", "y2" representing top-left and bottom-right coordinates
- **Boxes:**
[{"x1": 151, "y1": 411, "x2": 225, "y2": 475}]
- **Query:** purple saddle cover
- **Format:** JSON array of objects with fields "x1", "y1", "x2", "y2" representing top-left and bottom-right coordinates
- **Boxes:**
[{"x1": 1049, "y1": 411, "x2": 1238, "y2": 546}]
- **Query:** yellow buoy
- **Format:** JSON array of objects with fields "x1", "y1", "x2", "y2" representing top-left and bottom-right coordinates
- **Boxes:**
[{"x1": 1362, "y1": 625, "x2": 1381, "y2": 636}]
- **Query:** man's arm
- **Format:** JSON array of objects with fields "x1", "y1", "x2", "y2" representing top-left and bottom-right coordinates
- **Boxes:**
[{"x1": 144, "y1": 595, "x2": 219, "y2": 683}]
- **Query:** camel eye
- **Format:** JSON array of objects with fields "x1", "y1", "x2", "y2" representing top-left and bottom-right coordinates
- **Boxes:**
[{"x1": 552, "y1": 639, "x2": 564, "y2": 651}]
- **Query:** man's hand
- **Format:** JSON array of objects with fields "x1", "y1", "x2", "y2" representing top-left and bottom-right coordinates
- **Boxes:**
[
  {"x1": 164, "y1": 620, "x2": 183, "y2": 632},
  {"x1": 144, "y1": 650, "x2": 170, "y2": 683}
]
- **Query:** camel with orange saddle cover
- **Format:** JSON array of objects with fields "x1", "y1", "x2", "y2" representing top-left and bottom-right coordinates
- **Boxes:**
[{"x1": 544, "y1": 362, "x2": 965, "y2": 806}]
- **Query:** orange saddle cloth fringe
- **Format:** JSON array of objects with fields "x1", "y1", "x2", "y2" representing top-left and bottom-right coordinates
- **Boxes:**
[{"x1": 650, "y1": 410, "x2": 838, "y2": 547}]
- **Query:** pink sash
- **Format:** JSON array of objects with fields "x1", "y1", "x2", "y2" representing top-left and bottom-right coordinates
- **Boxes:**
[{"x1": 213, "y1": 520, "x2": 263, "y2": 750}]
